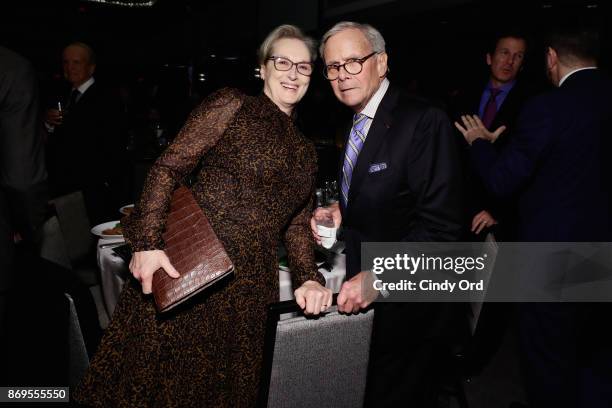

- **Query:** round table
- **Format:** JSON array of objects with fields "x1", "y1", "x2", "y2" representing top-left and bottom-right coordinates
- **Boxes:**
[{"x1": 97, "y1": 239, "x2": 347, "y2": 318}]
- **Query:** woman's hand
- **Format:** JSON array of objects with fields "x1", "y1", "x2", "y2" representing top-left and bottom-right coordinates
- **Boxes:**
[
  {"x1": 129, "y1": 250, "x2": 180, "y2": 294},
  {"x1": 294, "y1": 280, "x2": 333, "y2": 315}
]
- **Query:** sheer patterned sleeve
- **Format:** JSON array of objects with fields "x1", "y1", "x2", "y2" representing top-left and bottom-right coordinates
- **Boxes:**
[
  {"x1": 124, "y1": 88, "x2": 244, "y2": 251},
  {"x1": 283, "y1": 147, "x2": 326, "y2": 289}
]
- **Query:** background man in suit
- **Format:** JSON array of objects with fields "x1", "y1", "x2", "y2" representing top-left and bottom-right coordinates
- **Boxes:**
[
  {"x1": 312, "y1": 21, "x2": 464, "y2": 407},
  {"x1": 45, "y1": 42, "x2": 124, "y2": 224},
  {"x1": 456, "y1": 27, "x2": 612, "y2": 407},
  {"x1": 0, "y1": 45, "x2": 48, "y2": 382},
  {"x1": 453, "y1": 30, "x2": 530, "y2": 240},
  {"x1": 452, "y1": 31, "x2": 535, "y2": 379}
]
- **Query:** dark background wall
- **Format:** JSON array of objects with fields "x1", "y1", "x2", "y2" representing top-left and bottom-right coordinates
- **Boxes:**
[{"x1": 1, "y1": 0, "x2": 609, "y2": 138}]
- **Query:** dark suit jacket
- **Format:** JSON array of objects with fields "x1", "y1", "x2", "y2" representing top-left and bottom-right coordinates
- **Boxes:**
[
  {"x1": 0, "y1": 46, "x2": 48, "y2": 290},
  {"x1": 340, "y1": 85, "x2": 464, "y2": 279},
  {"x1": 46, "y1": 81, "x2": 124, "y2": 223},
  {"x1": 471, "y1": 69, "x2": 612, "y2": 241},
  {"x1": 453, "y1": 80, "x2": 532, "y2": 240}
]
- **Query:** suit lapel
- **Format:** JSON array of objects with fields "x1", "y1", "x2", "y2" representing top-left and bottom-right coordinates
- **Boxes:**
[
  {"x1": 347, "y1": 86, "x2": 398, "y2": 206},
  {"x1": 74, "y1": 82, "x2": 96, "y2": 108}
]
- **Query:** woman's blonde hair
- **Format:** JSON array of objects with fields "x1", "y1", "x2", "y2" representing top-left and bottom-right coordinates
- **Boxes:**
[{"x1": 258, "y1": 24, "x2": 317, "y2": 65}]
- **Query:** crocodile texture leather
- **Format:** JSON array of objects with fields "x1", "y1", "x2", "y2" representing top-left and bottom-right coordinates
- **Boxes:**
[{"x1": 152, "y1": 186, "x2": 234, "y2": 312}]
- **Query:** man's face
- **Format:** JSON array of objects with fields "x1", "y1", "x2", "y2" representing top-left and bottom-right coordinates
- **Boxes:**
[
  {"x1": 486, "y1": 37, "x2": 526, "y2": 86},
  {"x1": 62, "y1": 45, "x2": 95, "y2": 88},
  {"x1": 323, "y1": 28, "x2": 388, "y2": 112}
]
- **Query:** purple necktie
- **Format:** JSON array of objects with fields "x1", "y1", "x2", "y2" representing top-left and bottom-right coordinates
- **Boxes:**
[
  {"x1": 341, "y1": 113, "x2": 368, "y2": 206},
  {"x1": 481, "y1": 87, "x2": 502, "y2": 129}
]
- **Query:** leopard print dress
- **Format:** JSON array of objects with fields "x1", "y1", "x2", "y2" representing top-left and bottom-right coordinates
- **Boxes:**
[{"x1": 74, "y1": 88, "x2": 325, "y2": 407}]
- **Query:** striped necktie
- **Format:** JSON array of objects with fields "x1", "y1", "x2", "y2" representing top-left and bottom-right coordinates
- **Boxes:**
[{"x1": 340, "y1": 113, "x2": 368, "y2": 206}]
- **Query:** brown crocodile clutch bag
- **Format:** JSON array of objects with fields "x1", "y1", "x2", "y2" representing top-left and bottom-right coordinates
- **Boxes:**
[{"x1": 152, "y1": 186, "x2": 234, "y2": 312}]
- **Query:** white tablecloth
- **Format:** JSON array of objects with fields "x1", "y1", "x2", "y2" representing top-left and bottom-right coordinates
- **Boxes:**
[
  {"x1": 97, "y1": 239, "x2": 347, "y2": 317},
  {"x1": 97, "y1": 237, "x2": 129, "y2": 317}
]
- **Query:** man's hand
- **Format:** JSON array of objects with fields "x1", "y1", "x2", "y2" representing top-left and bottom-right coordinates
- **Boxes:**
[
  {"x1": 455, "y1": 114, "x2": 506, "y2": 145},
  {"x1": 310, "y1": 201, "x2": 341, "y2": 245},
  {"x1": 294, "y1": 280, "x2": 333, "y2": 315},
  {"x1": 129, "y1": 249, "x2": 180, "y2": 294},
  {"x1": 471, "y1": 210, "x2": 498, "y2": 235},
  {"x1": 45, "y1": 108, "x2": 63, "y2": 126},
  {"x1": 337, "y1": 271, "x2": 378, "y2": 313}
]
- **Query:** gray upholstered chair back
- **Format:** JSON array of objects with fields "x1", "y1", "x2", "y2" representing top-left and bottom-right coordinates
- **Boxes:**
[
  {"x1": 39, "y1": 215, "x2": 72, "y2": 269},
  {"x1": 51, "y1": 191, "x2": 93, "y2": 264},
  {"x1": 468, "y1": 233, "x2": 498, "y2": 334},
  {"x1": 262, "y1": 307, "x2": 374, "y2": 408},
  {"x1": 65, "y1": 293, "x2": 90, "y2": 389}
]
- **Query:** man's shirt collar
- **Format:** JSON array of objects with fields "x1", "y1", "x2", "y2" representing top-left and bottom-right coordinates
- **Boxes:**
[
  {"x1": 74, "y1": 76, "x2": 95, "y2": 95},
  {"x1": 360, "y1": 78, "x2": 389, "y2": 119},
  {"x1": 558, "y1": 67, "x2": 597, "y2": 87}
]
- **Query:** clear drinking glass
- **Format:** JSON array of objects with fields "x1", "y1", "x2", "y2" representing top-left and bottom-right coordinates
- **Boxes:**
[
  {"x1": 315, "y1": 211, "x2": 337, "y2": 249},
  {"x1": 324, "y1": 180, "x2": 339, "y2": 205}
]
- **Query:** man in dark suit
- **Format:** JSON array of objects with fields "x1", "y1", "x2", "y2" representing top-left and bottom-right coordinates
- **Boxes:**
[
  {"x1": 452, "y1": 31, "x2": 535, "y2": 379},
  {"x1": 453, "y1": 30, "x2": 531, "y2": 241},
  {"x1": 457, "y1": 27, "x2": 612, "y2": 407},
  {"x1": 45, "y1": 42, "x2": 124, "y2": 224},
  {"x1": 313, "y1": 22, "x2": 464, "y2": 407}
]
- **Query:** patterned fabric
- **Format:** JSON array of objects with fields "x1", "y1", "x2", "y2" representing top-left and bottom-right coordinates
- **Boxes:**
[
  {"x1": 340, "y1": 113, "x2": 368, "y2": 206},
  {"x1": 481, "y1": 87, "x2": 502, "y2": 129},
  {"x1": 74, "y1": 88, "x2": 325, "y2": 407}
]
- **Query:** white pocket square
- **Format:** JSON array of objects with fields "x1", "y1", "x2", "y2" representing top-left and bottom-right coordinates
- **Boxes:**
[{"x1": 368, "y1": 162, "x2": 388, "y2": 173}]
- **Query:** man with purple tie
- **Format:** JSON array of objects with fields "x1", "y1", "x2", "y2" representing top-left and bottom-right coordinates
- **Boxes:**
[
  {"x1": 453, "y1": 30, "x2": 530, "y2": 241},
  {"x1": 44, "y1": 42, "x2": 124, "y2": 225},
  {"x1": 450, "y1": 31, "x2": 534, "y2": 381}
]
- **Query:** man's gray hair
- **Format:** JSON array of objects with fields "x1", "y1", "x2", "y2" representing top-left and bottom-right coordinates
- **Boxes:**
[{"x1": 319, "y1": 21, "x2": 386, "y2": 61}]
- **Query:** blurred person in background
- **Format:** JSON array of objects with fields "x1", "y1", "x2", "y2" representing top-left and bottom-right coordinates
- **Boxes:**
[
  {"x1": 0, "y1": 45, "x2": 48, "y2": 383},
  {"x1": 457, "y1": 26, "x2": 612, "y2": 408},
  {"x1": 450, "y1": 30, "x2": 536, "y2": 380},
  {"x1": 44, "y1": 42, "x2": 124, "y2": 224},
  {"x1": 452, "y1": 29, "x2": 532, "y2": 242}
]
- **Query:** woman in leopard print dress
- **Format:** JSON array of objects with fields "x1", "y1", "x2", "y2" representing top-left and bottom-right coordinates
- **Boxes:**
[{"x1": 74, "y1": 25, "x2": 332, "y2": 407}]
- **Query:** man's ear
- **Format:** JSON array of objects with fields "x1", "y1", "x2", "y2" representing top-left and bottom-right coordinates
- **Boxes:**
[
  {"x1": 486, "y1": 53, "x2": 492, "y2": 66},
  {"x1": 546, "y1": 47, "x2": 558, "y2": 69},
  {"x1": 376, "y1": 52, "x2": 388, "y2": 78}
]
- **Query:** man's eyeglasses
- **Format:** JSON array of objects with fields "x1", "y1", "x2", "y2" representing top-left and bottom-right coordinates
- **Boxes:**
[
  {"x1": 324, "y1": 52, "x2": 379, "y2": 80},
  {"x1": 267, "y1": 56, "x2": 314, "y2": 77}
]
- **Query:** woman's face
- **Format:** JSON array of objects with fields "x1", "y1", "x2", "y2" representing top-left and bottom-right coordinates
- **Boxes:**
[{"x1": 261, "y1": 38, "x2": 312, "y2": 115}]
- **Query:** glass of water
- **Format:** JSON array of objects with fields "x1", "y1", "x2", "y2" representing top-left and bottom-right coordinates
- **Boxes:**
[{"x1": 324, "y1": 180, "x2": 339, "y2": 205}]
